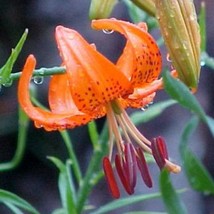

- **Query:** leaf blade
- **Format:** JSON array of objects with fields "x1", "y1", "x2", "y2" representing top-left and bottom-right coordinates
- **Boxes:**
[
  {"x1": 0, "y1": 189, "x2": 39, "y2": 214},
  {"x1": 180, "y1": 117, "x2": 214, "y2": 194},
  {"x1": 159, "y1": 170, "x2": 188, "y2": 214}
]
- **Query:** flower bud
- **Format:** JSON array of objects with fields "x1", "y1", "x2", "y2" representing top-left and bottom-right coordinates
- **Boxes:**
[
  {"x1": 89, "y1": 0, "x2": 118, "y2": 20},
  {"x1": 155, "y1": 0, "x2": 201, "y2": 90},
  {"x1": 131, "y1": 0, "x2": 156, "y2": 17}
]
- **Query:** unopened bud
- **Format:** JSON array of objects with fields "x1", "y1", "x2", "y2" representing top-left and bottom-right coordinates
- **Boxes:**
[
  {"x1": 89, "y1": 0, "x2": 118, "y2": 20},
  {"x1": 155, "y1": 0, "x2": 201, "y2": 90},
  {"x1": 131, "y1": 0, "x2": 156, "y2": 17}
]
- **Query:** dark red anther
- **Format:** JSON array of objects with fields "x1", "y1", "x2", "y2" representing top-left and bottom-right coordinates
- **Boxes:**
[
  {"x1": 136, "y1": 147, "x2": 153, "y2": 188},
  {"x1": 151, "y1": 136, "x2": 168, "y2": 170},
  {"x1": 123, "y1": 143, "x2": 137, "y2": 190},
  {"x1": 115, "y1": 154, "x2": 133, "y2": 195},
  {"x1": 103, "y1": 156, "x2": 120, "y2": 199}
]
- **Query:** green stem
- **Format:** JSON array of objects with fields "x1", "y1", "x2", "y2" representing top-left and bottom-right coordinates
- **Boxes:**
[
  {"x1": 76, "y1": 123, "x2": 108, "y2": 213},
  {"x1": 0, "y1": 106, "x2": 29, "y2": 171},
  {"x1": 88, "y1": 121, "x2": 99, "y2": 150},
  {"x1": 60, "y1": 130, "x2": 83, "y2": 183},
  {"x1": 10, "y1": 66, "x2": 65, "y2": 81}
]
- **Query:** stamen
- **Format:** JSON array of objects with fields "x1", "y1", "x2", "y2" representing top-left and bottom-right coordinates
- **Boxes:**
[
  {"x1": 115, "y1": 154, "x2": 133, "y2": 195},
  {"x1": 157, "y1": 136, "x2": 169, "y2": 159},
  {"x1": 151, "y1": 137, "x2": 181, "y2": 174},
  {"x1": 124, "y1": 143, "x2": 137, "y2": 190},
  {"x1": 151, "y1": 136, "x2": 168, "y2": 170},
  {"x1": 103, "y1": 157, "x2": 120, "y2": 199},
  {"x1": 116, "y1": 115, "x2": 132, "y2": 144},
  {"x1": 107, "y1": 121, "x2": 114, "y2": 160},
  {"x1": 106, "y1": 103, "x2": 124, "y2": 155},
  {"x1": 121, "y1": 108, "x2": 151, "y2": 146},
  {"x1": 151, "y1": 138, "x2": 168, "y2": 169},
  {"x1": 165, "y1": 159, "x2": 181, "y2": 174},
  {"x1": 119, "y1": 110, "x2": 152, "y2": 153},
  {"x1": 136, "y1": 147, "x2": 153, "y2": 188}
]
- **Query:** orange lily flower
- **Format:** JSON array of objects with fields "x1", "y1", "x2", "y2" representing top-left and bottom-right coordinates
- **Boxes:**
[{"x1": 18, "y1": 19, "x2": 180, "y2": 198}]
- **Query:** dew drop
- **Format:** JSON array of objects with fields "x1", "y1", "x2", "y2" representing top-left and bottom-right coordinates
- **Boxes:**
[
  {"x1": 169, "y1": 13, "x2": 174, "y2": 18},
  {"x1": 35, "y1": 121, "x2": 43, "y2": 128},
  {"x1": 102, "y1": 29, "x2": 114, "y2": 34},
  {"x1": 33, "y1": 76, "x2": 44, "y2": 84},
  {"x1": 189, "y1": 15, "x2": 195, "y2": 21},
  {"x1": 182, "y1": 44, "x2": 187, "y2": 50},
  {"x1": 2, "y1": 79, "x2": 13, "y2": 87},
  {"x1": 200, "y1": 60, "x2": 205, "y2": 66},
  {"x1": 141, "y1": 104, "x2": 150, "y2": 111},
  {"x1": 166, "y1": 54, "x2": 172, "y2": 62}
]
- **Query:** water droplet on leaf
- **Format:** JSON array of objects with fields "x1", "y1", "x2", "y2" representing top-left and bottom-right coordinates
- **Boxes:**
[{"x1": 2, "y1": 79, "x2": 13, "y2": 87}]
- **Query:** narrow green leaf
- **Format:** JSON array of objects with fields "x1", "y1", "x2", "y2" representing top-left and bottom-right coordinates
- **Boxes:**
[
  {"x1": 199, "y1": 1, "x2": 206, "y2": 52},
  {"x1": 163, "y1": 71, "x2": 206, "y2": 121},
  {"x1": 205, "y1": 115, "x2": 214, "y2": 138},
  {"x1": 0, "y1": 189, "x2": 39, "y2": 214},
  {"x1": 58, "y1": 172, "x2": 76, "y2": 214},
  {"x1": 0, "y1": 106, "x2": 29, "y2": 171},
  {"x1": 4, "y1": 202, "x2": 23, "y2": 214},
  {"x1": 0, "y1": 29, "x2": 28, "y2": 85},
  {"x1": 51, "y1": 208, "x2": 65, "y2": 214},
  {"x1": 159, "y1": 170, "x2": 188, "y2": 214},
  {"x1": 129, "y1": 0, "x2": 156, "y2": 17},
  {"x1": 76, "y1": 122, "x2": 109, "y2": 214},
  {"x1": 123, "y1": 0, "x2": 147, "y2": 23},
  {"x1": 131, "y1": 99, "x2": 176, "y2": 125},
  {"x1": 180, "y1": 117, "x2": 214, "y2": 194},
  {"x1": 59, "y1": 130, "x2": 82, "y2": 183},
  {"x1": 123, "y1": 0, "x2": 157, "y2": 28},
  {"x1": 125, "y1": 212, "x2": 167, "y2": 214},
  {"x1": 183, "y1": 149, "x2": 214, "y2": 194},
  {"x1": 48, "y1": 156, "x2": 65, "y2": 171},
  {"x1": 90, "y1": 192, "x2": 162, "y2": 214},
  {"x1": 48, "y1": 157, "x2": 77, "y2": 214}
]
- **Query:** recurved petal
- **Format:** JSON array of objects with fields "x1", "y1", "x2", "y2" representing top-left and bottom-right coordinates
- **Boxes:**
[
  {"x1": 120, "y1": 92, "x2": 156, "y2": 109},
  {"x1": 18, "y1": 55, "x2": 94, "y2": 131},
  {"x1": 49, "y1": 72, "x2": 105, "y2": 118},
  {"x1": 55, "y1": 25, "x2": 132, "y2": 114},
  {"x1": 49, "y1": 73, "x2": 78, "y2": 114},
  {"x1": 119, "y1": 78, "x2": 163, "y2": 109},
  {"x1": 92, "y1": 19, "x2": 162, "y2": 87}
]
